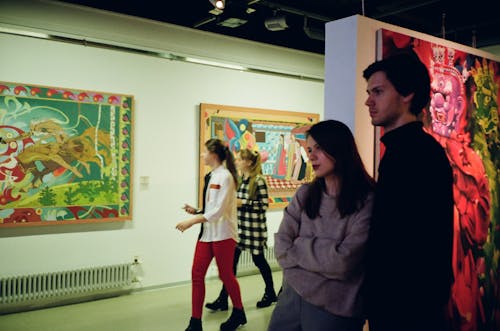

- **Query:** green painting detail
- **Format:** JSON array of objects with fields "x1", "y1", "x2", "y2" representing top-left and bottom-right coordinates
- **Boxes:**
[{"x1": 0, "y1": 82, "x2": 132, "y2": 226}]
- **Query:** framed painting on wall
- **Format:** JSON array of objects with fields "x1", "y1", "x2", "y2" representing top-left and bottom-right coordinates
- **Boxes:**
[
  {"x1": 199, "y1": 103, "x2": 319, "y2": 209},
  {"x1": 0, "y1": 81, "x2": 133, "y2": 227},
  {"x1": 377, "y1": 29, "x2": 500, "y2": 331}
]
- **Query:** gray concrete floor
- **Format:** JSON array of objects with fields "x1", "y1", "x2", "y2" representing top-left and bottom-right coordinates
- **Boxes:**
[
  {"x1": 0, "y1": 271, "x2": 369, "y2": 331},
  {"x1": 0, "y1": 272, "x2": 283, "y2": 331}
]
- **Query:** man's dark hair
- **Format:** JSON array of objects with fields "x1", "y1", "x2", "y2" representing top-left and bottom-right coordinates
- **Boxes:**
[{"x1": 363, "y1": 52, "x2": 431, "y2": 115}]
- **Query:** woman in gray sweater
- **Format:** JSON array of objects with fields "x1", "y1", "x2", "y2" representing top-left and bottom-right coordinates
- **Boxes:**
[{"x1": 268, "y1": 120, "x2": 375, "y2": 331}]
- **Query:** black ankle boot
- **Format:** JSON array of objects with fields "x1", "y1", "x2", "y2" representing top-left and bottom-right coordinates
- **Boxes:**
[
  {"x1": 256, "y1": 290, "x2": 277, "y2": 308},
  {"x1": 185, "y1": 317, "x2": 203, "y2": 331},
  {"x1": 220, "y1": 308, "x2": 247, "y2": 331},
  {"x1": 205, "y1": 289, "x2": 228, "y2": 311}
]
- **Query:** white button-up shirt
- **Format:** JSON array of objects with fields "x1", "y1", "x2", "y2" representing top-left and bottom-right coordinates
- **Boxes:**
[{"x1": 200, "y1": 165, "x2": 238, "y2": 242}]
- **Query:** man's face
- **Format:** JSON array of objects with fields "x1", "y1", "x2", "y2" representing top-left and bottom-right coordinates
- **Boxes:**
[{"x1": 365, "y1": 71, "x2": 410, "y2": 132}]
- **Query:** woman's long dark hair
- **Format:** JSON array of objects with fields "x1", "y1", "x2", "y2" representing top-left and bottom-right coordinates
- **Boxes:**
[
  {"x1": 304, "y1": 120, "x2": 375, "y2": 219},
  {"x1": 205, "y1": 138, "x2": 238, "y2": 186}
]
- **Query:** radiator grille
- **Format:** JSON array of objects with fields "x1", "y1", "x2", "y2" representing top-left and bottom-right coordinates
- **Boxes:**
[
  {"x1": 0, "y1": 263, "x2": 132, "y2": 312},
  {"x1": 237, "y1": 246, "x2": 278, "y2": 273}
]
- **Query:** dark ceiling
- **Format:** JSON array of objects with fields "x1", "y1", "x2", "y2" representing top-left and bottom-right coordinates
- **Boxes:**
[{"x1": 59, "y1": 0, "x2": 500, "y2": 55}]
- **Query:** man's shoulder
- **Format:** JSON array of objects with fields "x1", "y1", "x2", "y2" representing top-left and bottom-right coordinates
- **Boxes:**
[
  {"x1": 413, "y1": 131, "x2": 452, "y2": 175},
  {"x1": 420, "y1": 131, "x2": 449, "y2": 157}
]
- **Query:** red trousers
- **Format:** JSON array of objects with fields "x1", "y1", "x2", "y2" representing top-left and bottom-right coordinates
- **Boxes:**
[{"x1": 191, "y1": 238, "x2": 243, "y2": 318}]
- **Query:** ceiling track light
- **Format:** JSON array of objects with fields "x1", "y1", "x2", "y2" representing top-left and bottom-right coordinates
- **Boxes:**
[
  {"x1": 209, "y1": 0, "x2": 225, "y2": 10},
  {"x1": 264, "y1": 16, "x2": 288, "y2": 31}
]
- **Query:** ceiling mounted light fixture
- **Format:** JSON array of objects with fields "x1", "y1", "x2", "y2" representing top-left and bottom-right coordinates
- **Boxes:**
[
  {"x1": 264, "y1": 16, "x2": 288, "y2": 31},
  {"x1": 217, "y1": 15, "x2": 248, "y2": 28},
  {"x1": 209, "y1": 0, "x2": 225, "y2": 10},
  {"x1": 215, "y1": 1, "x2": 251, "y2": 28},
  {"x1": 303, "y1": 16, "x2": 324, "y2": 41}
]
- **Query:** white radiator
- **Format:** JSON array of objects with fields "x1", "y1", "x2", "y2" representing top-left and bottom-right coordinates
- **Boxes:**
[
  {"x1": 237, "y1": 246, "x2": 278, "y2": 274},
  {"x1": 0, "y1": 263, "x2": 133, "y2": 314}
]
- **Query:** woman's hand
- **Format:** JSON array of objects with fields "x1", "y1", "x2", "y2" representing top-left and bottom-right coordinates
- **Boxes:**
[
  {"x1": 183, "y1": 204, "x2": 198, "y2": 215},
  {"x1": 175, "y1": 219, "x2": 195, "y2": 233}
]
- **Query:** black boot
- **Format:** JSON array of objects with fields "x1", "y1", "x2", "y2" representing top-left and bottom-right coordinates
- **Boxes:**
[
  {"x1": 256, "y1": 289, "x2": 277, "y2": 308},
  {"x1": 205, "y1": 287, "x2": 228, "y2": 311},
  {"x1": 185, "y1": 317, "x2": 203, "y2": 331},
  {"x1": 220, "y1": 308, "x2": 247, "y2": 331}
]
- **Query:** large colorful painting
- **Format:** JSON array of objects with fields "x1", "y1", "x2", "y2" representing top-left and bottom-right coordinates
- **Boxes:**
[
  {"x1": 199, "y1": 103, "x2": 319, "y2": 209},
  {"x1": 0, "y1": 82, "x2": 133, "y2": 227},
  {"x1": 378, "y1": 29, "x2": 500, "y2": 331}
]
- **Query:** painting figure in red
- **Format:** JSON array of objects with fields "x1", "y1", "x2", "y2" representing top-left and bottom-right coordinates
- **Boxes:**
[
  {"x1": 426, "y1": 45, "x2": 491, "y2": 331},
  {"x1": 273, "y1": 134, "x2": 287, "y2": 179},
  {"x1": 380, "y1": 29, "x2": 498, "y2": 330}
]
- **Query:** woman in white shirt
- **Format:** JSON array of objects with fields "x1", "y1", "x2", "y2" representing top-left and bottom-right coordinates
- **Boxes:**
[{"x1": 176, "y1": 138, "x2": 246, "y2": 331}]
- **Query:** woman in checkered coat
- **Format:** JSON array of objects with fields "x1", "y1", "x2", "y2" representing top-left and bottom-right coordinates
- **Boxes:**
[{"x1": 206, "y1": 148, "x2": 277, "y2": 311}]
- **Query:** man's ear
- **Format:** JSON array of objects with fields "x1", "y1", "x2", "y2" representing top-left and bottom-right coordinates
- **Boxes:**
[{"x1": 402, "y1": 92, "x2": 415, "y2": 104}]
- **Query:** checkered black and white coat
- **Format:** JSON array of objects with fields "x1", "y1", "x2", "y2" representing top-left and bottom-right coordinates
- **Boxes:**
[{"x1": 237, "y1": 174, "x2": 269, "y2": 255}]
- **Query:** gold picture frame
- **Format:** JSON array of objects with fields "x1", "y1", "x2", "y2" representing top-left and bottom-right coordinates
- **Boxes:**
[{"x1": 199, "y1": 103, "x2": 319, "y2": 209}]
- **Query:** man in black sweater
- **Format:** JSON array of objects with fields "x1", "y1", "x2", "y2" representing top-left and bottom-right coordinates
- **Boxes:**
[{"x1": 363, "y1": 52, "x2": 454, "y2": 331}]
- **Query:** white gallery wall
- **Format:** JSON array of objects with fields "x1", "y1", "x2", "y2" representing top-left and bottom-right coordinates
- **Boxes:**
[{"x1": 0, "y1": 1, "x2": 323, "y2": 289}]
